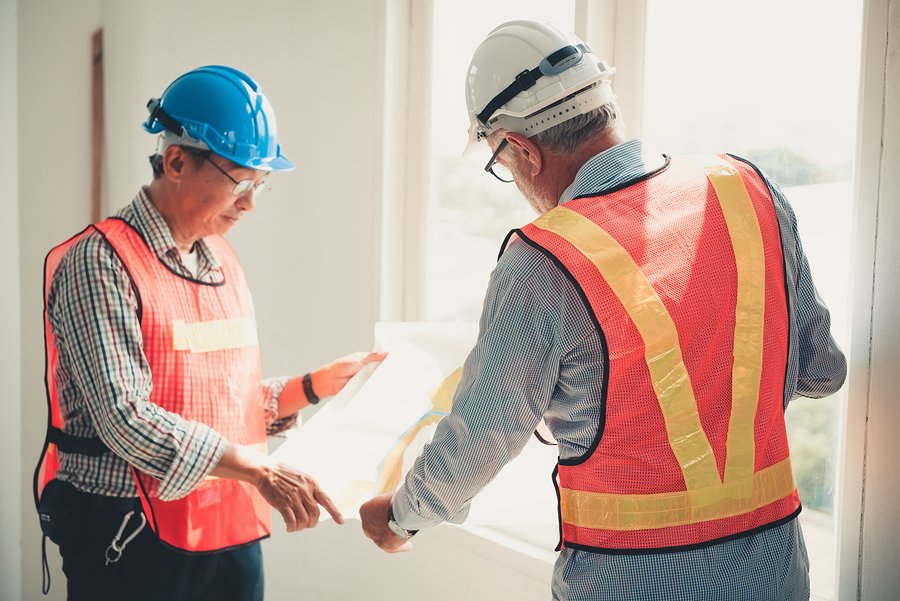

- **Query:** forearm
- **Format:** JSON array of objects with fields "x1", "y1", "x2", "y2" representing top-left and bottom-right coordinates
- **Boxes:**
[
  {"x1": 274, "y1": 352, "x2": 389, "y2": 420},
  {"x1": 209, "y1": 442, "x2": 268, "y2": 485},
  {"x1": 275, "y1": 372, "x2": 322, "y2": 420},
  {"x1": 394, "y1": 267, "x2": 560, "y2": 530},
  {"x1": 211, "y1": 441, "x2": 345, "y2": 531}
]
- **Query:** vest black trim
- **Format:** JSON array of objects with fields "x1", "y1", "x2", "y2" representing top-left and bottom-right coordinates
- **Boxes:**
[
  {"x1": 104, "y1": 217, "x2": 226, "y2": 288},
  {"x1": 132, "y1": 463, "x2": 270, "y2": 556},
  {"x1": 35, "y1": 225, "x2": 95, "y2": 510},
  {"x1": 506, "y1": 228, "x2": 610, "y2": 466},
  {"x1": 570, "y1": 154, "x2": 672, "y2": 202}
]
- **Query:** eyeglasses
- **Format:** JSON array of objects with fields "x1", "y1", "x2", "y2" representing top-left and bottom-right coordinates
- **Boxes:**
[
  {"x1": 204, "y1": 155, "x2": 270, "y2": 197},
  {"x1": 484, "y1": 139, "x2": 514, "y2": 183}
]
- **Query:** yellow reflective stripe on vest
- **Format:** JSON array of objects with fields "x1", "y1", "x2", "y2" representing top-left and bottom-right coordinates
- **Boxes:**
[
  {"x1": 531, "y1": 207, "x2": 721, "y2": 492},
  {"x1": 560, "y1": 457, "x2": 795, "y2": 530},
  {"x1": 172, "y1": 318, "x2": 259, "y2": 353},
  {"x1": 689, "y1": 155, "x2": 766, "y2": 485},
  {"x1": 532, "y1": 155, "x2": 789, "y2": 530}
]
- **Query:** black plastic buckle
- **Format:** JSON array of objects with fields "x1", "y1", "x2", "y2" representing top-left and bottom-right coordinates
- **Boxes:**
[
  {"x1": 514, "y1": 68, "x2": 539, "y2": 91},
  {"x1": 147, "y1": 99, "x2": 184, "y2": 137}
]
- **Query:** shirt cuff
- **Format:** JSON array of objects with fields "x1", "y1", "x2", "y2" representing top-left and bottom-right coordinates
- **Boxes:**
[
  {"x1": 391, "y1": 489, "x2": 451, "y2": 531},
  {"x1": 264, "y1": 375, "x2": 301, "y2": 435},
  {"x1": 156, "y1": 421, "x2": 228, "y2": 502}
]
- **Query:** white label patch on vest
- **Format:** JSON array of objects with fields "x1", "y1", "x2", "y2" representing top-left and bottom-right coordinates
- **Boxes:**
[
  {"x1": 171, "y1": 318, "x2": 260, "y2": 353},
  {"x1": 198, "y1": 483, "x2": 221, "y2": 508}
]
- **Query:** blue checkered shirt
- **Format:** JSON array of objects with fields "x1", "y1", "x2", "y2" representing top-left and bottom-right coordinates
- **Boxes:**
[
  {"x1": 46, "y1": 189, "x2": 295, "y2": 500},
  {"x1": 393, "y1": 139, "x2": 847, "y2": 600}
]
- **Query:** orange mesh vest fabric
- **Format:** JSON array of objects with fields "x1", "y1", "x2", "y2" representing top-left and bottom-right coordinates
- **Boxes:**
[
  {"x1": 91, "y1": 218, "x2": 271, "y2": 553},
  {"x1": 36, "y1": 227, "x2": 93, "y2": 504},
  {"x1": 516, "y1": 154, "x2": 799, "y2": 553}
]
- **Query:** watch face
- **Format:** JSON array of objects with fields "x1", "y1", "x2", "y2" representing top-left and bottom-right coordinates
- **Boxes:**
[{"x1": 388, "y1": 519, "x2": 410, "y2": 540}]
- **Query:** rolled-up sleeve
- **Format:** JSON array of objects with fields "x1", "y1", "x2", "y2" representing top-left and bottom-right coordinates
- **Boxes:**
[{"x1": 263, "y1": 375, "x2": 300, "y2": 435}]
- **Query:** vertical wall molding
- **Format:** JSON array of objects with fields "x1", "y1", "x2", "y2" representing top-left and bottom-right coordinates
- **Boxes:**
[
  {"x1": 574, "y1": 0, "x2": 646, "y2": 136},
  {"x1": 378, "y1": 0, "x2": 433, "y2": 322}
]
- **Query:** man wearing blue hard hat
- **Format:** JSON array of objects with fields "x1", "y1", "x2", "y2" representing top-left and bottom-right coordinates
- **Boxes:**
[{"x1": 35, "y1": 65, "x2": 385, "y2": 600}]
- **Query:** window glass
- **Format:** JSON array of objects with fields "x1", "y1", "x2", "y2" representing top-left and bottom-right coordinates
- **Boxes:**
[
  {"x1": 423, "y1": 0, "x2": 576, "y2": 551},
  {"x1": 425, "y1": 0, "x2": 576, "y2": 322},
  {"x1": 644, "y1": 2, "x2": 862, "y2": 598}
]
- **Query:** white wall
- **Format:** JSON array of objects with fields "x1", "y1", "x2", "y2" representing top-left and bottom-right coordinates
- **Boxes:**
[
  {"x1": 1, "y1": 0, "x2": 22, "y2": 598},
  {"x1": 859, "y1": 0, "x2": 900, "y2": 597},
  {"x1": 17, "y1": 0, "x2": 101, "y2": 598},
  {"x1": 97, "y1": 0, "x2": 384, "y2": 373}
]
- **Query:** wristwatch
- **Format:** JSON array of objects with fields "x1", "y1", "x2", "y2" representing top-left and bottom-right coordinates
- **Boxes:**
[{"x1": 387, "y1": 504, "x2": 418, "y2": 540}]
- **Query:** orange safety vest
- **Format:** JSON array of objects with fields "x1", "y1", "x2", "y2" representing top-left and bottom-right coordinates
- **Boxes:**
[
  {"x1": 36, "y1": 217, "x2": 271, "y2": 553},
  {"x1": 515, "y1": 154, "x2": 799, "y2": 553}
]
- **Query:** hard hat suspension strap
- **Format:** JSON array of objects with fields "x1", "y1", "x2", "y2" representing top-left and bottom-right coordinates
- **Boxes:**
[
  {"x1": 477, "y1": 66, "x2": 544, "y2": 128},
  {"x1": 475, "y1": 44, "x2": 587, "y2": 130},
  {"x1": 146, "y1": 98, "x2": 184, "y2": 137}
]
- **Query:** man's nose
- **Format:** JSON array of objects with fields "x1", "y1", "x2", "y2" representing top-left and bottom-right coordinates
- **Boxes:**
[{"x1": 237, "y1": 190, "x2": 256, "y2": 212}]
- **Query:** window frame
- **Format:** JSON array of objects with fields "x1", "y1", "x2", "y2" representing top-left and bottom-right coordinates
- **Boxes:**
[{"x1": 835, "y1": 0, "x2": 886, "y2": 598}]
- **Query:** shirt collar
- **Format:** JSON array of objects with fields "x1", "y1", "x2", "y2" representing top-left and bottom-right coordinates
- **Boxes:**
[
  {"x1": 127, "y1": 188, "x2": 222, "y2": 274},
  {"x1": 558, "y1": 138, "x2": 667, "y2": 205}
]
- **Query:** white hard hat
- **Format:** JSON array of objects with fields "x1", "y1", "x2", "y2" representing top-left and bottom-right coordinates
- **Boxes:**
[{"x1": 462, "y1": 20, "x2": 616, "y2": 157}]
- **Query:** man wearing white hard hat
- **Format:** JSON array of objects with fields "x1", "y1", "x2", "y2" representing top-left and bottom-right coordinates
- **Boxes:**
[
  {"x1": 361, "y1": 20, "x2": 846, "y2": 600},
  {"x1": 35, "y1": 66, "x2": 385, "y2": 600}
]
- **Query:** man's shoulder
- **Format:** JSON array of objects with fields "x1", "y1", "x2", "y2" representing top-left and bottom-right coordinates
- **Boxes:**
[
  {"x1": 49, "y1": 224, "x2": 126, "y2": 288},
  {"x1": 55, "y1": 226, "x2": 109, "y2": 265},
  {"x1": 496, "y1": 231, "x2": 575, "y2": 292}
]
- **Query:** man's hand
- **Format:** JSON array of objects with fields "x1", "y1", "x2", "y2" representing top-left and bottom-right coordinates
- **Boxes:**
[
  {"x1": 211, "y1": 443, "x2": 344, "y2": 532},
  {"x1": 312, "y1": 351, "x2": 389, "y2": 398},
  {"x1": 256, "y1": 460, "x2": 345, "y2": 532},
  {"x1": 359, "y1": 492, "x2": 413, "y2": 553},
  {"x1": 277, "y1": 351, "x2": 389, "y2": 419}
]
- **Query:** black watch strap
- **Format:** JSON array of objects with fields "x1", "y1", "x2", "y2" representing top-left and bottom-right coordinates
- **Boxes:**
[{"x1": 302, "y1": 373, "x2": 320, "y2": 405}]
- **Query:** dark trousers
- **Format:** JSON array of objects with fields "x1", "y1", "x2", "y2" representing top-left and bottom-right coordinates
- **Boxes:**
[{"x1": 55, "y1": 485, "x2": 264, "y2": 601}]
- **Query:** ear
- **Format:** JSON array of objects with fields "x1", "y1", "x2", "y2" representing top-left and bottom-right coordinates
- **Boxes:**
[
  {"x1": 505, "y1": 132, "x2": 542, "y2": 177},
  {"x1": 162, "y1": 145, "x2": 189, "y2": 183}
]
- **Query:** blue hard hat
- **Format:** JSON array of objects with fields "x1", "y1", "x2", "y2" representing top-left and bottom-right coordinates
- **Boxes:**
[{"x1": 143, "y1": 65, "x2": 295, "y2": 172}]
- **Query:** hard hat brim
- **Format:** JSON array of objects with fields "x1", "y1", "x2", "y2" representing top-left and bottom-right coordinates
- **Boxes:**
[{"x1": 245, "y1": 155, "x2": 296, "y2": 172}]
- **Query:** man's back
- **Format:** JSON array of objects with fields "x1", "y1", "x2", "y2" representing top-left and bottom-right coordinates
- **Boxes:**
[{"x1": 393, "y1": 140, "x2": 844, "y2": 599}]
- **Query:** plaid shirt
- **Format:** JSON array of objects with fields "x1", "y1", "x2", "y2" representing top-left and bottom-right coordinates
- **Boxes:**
[
  {"x1": 394, "y1": 139, "x2": 846, "y2": 600},
  {"x1": 46, "y1": 189, "x2": 295, "y2": 501}
]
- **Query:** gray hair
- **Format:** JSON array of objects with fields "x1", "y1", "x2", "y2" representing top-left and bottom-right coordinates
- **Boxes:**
[{"x1": 488, "y1": 99, "x2": 621, "y2": 157}]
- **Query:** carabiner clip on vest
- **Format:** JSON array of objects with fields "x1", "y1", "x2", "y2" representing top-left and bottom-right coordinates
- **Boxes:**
[{"x1": 104, "y1": 511, "x2": 147, "y2": 566}]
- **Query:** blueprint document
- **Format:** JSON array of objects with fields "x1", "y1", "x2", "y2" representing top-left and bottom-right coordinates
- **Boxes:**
[{"x1": 271, "y1": 322, "x2": 559, "y2": 525}]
